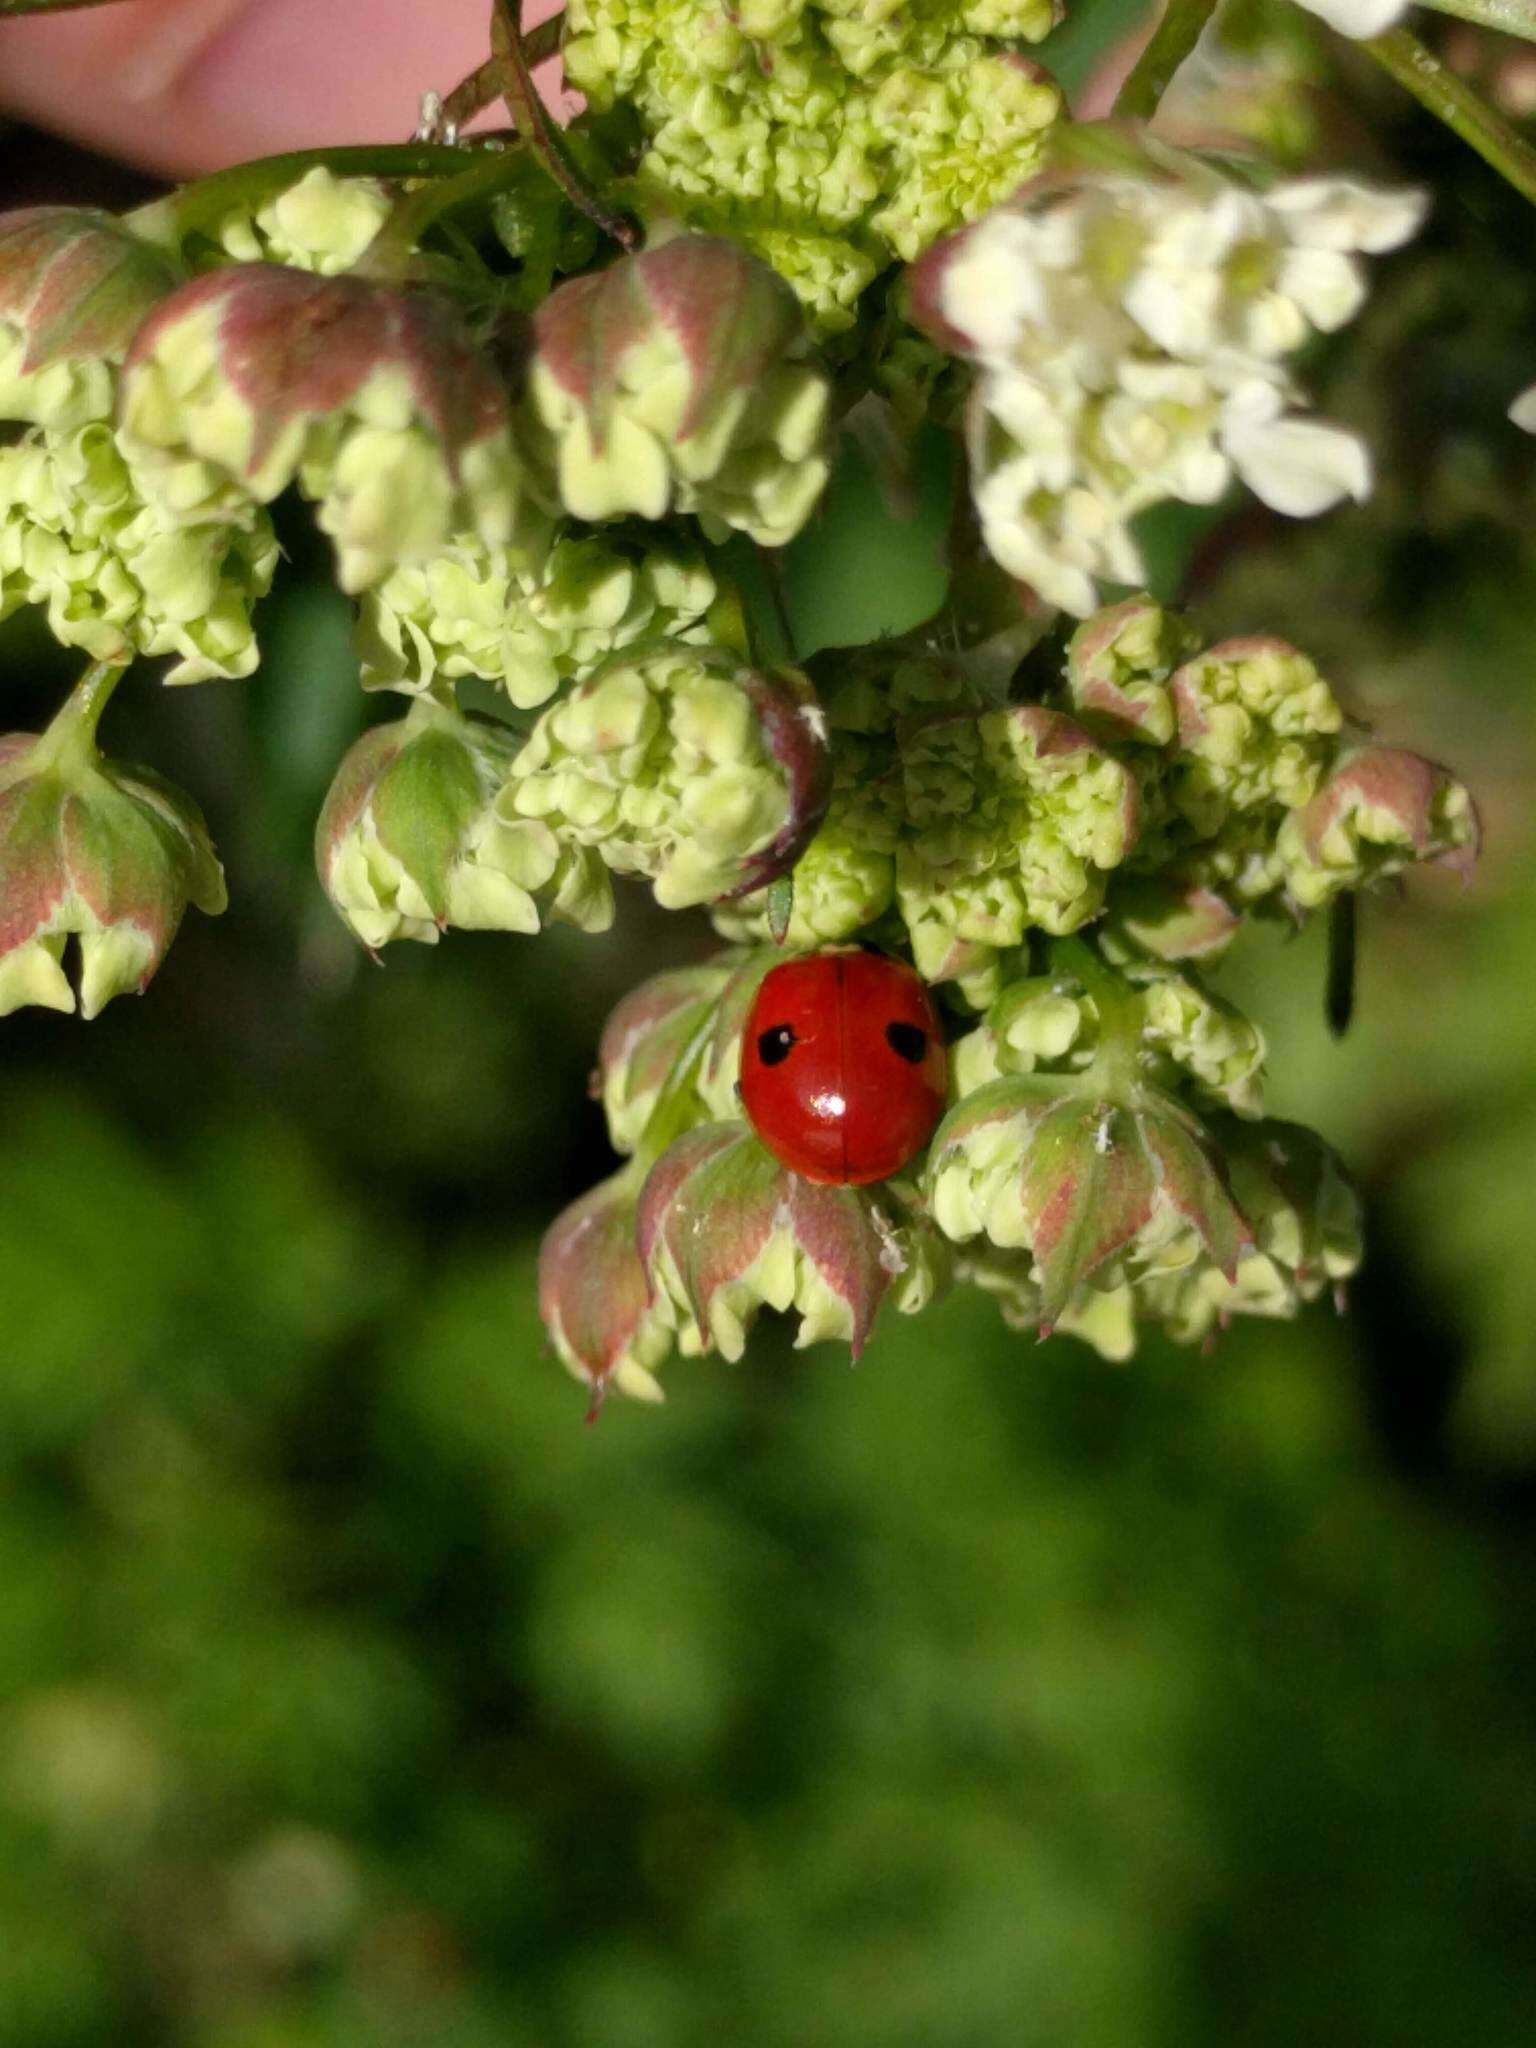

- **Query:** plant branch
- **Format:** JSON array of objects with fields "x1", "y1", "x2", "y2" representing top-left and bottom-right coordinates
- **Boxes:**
[
  {"x1": 1113, "y1": 0, "x2": 1220, "y2": 122},
  {"x1": 490, "y1": 0, "x2": 638, "y2": 247},
  {"x1": 0, "y1": 0, "x2": 129, "y2": 13},
  {"x1": 1366, "y1": 24, "x2": 1536, "y2": 208},
  {"x1": 129, "y1": 143, "x2": 480, "y2": 250},
  {"x1": 356, "y1": 143, "x2": 529, "y2": 278}
]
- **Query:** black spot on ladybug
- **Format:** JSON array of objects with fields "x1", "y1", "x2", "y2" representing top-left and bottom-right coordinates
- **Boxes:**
[
  {"x1": 885, "y1": 1021, "x2": 927, "y2": 1063},
  {"x1": 757, "y1": 1023, "x2": 797, "y2": 1066}
]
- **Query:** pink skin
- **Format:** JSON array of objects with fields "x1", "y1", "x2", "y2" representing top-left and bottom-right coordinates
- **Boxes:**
[{"x1": 0, "y1": 0, "x2": 573, "y2": 179}]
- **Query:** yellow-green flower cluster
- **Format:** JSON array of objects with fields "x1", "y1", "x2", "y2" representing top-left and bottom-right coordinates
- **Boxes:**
[
  {"x1": 214, "y1": 168, "x2": 391, "y2": 276},
  {"x1": 503, "y1": 646, "x2": 831, "y2": 915},
  {"x1": 355, "y1": 526, "x2": 717, "y2": 709},
  {"x1": 950, "y1": 960, "x2": 1267, "y2": 1118},
  {"x1": 561, "y1": 0, "x2": 1061, "y2": 332},
  {"x1": 0, "y1": 424, "x2": 278, "y2": 685}
]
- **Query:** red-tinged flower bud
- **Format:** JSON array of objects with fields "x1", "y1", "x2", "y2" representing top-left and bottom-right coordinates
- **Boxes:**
[
  {"x1": 1105, "y1": 876, "x2": 1245, "y2": 962},
  {"x1": 927, "y1": 1076, "x2": 1252, "y2": 1328},
  {"x1": 1278, "y1": 742, "x2": 1479, "y2": 910},
  {"x1": 539, "y1": 1171, "x2": 677, "y2": 1408},
  {"x1": 0, "y1": 721, "x2": 224, "y2": 1021},
  {"x1": 119, "y1": 265, "x2": 533, "y2": 590},
  {"x1": 526, "y1": 235, "x2": 832, "y2": 546},
  {"x1": 315, "y1": 697, "x2": 605, "y2": 951},
  {"x1": 595, "y1": 960, "x2": 736, "y2": 1156},
  {"x1": 0, "y1": 207, "x2": 179, "y2": 429},
  {"x1": 1062, "y1": 595, "x2": 1201, "y2": 747},
  {"x1": 637, "y1": 1123, "x2": 925, "y2": 1362}
]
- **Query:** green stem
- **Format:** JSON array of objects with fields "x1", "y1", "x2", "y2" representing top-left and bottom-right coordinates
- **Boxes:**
[
  {"x1": 491, "y1": 0, "x2": 638, "y2": 247},
  {"x1": 633, "y1": 1008, "x2": 717, "y2": 1172},
  {"x1": 1418, "y1": 0, "x2": 1536, "y2": 42},
  {"x1": 1113, "y1": 0, "x2": 1220, "y2": 122},
  {"x1": 355, "y1": 143, "x2": 529, "y2": 279},
  {"x1": 129, "y1": 143, "x2": 481, "y2": 251},
  {"x1": 1048, "y1": 934, "x2": 1144, "y2": 1093},
  {"x1": 35, "y1": 661, "x2": 126, "y2": 772},
  {"x1": 1365, "y1": 25, "x2": 1536, "y2": 208}
]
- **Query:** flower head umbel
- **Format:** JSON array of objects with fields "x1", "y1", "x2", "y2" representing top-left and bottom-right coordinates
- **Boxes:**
[
  {"x1": 0, "y1": 207, "x2": 179, "y2": 429},
  {"x1": 912, "y1": 150, "x2": 1425, "y2": 614},
  {"x1": 355, "y1": 525, "x2": 717, "y2": 709},
  {"x1": 316, "y1": 697, "x2": 607, "y2": 950},
  {"x1": 0, "y1": 679, "x2": 224, "y2": 1020},
  {"x1": 504, "y1": 645, "x2": 832, "y2": 914},
  {"x1": 525, "y1": 236, "x2": 832, "y2": 545},
  {"x1": 562, "y1": 0, "x2": 1061, "y2": 332},
  {"x1": 119, "y1": 265, "x2": 533, "y2": 591}
]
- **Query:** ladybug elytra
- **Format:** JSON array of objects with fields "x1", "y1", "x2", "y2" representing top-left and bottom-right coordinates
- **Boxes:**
[{"x1": 739, "y1": 950, "x2": 948, "y2": 1186}]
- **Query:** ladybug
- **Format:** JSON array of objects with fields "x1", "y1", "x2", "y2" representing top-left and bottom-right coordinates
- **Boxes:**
[{"x1": 739, "y1": 950, "x2": 948, "y2": 1186}]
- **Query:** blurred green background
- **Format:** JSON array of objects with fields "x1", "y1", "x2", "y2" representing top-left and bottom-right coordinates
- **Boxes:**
[{"x1": 4, "y1": 43, "x2": 1536, "y2": 2046}]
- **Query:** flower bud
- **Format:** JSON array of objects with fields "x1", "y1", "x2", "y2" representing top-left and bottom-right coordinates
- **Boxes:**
[
  {"x1": 215, "y1": 168, "x2": 392, "y2": 277},
  {"x1": 356, "y1": 526, "x2": 717, "y2": 710},
  {"x1": 119, "y1": 266, "x2": 531, "y2": 591},
  {"x1": 1166, "y1": 636, "x2": 1342, "y2": 835},
  {"x1": 0, "y1": 726, "x2": 225, "y2": 1020},
  {"x1": 1135, "y1": 1116, "x2": 1363, "y2": 1343},
  {"x1": 503, "y1": 647, "x2": 832, "y2": 912},
  {"x1": 526, "y1": 236, "x2": 831, "y2": 546},
  {"x1": 895, "y1": 705, "x2": 1139, "y2": 985},
  {"x1": 539, "y1": 1171, "x2": 677, "y2": 1407},
  {"x1": 1276, "y1": 742, "x2": 1479, "y2": 910},
  {"x1": 927, "y1": 1077, "x2": 1251, "y2": 1327},
  {"x1": 1062, "y1": 596, "x2": 1200, "y2": 748},
  {"x1": 637, "y1": 1122, "x2": 933, "y2": 1361},
  {"x1": 0, "y1": 424, "x2": 278, "y2": 684},
  {"x1": 0, "y1": 207, "x2": 179, "y2": 429},
  {"x1": 1102, "y1": 876, "x2": 1243, "y2": 963},
  {"x1": 596, "y1": 960, "x2": 736, "y2": 1156},
  {"x1": 315, "y1": 699, "x2": 606, "y2": 950}
]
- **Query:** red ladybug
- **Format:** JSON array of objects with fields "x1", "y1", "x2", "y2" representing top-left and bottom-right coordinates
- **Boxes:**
[{"x1": 739, "y1": 950, "x2": 948, "y2": 1186}]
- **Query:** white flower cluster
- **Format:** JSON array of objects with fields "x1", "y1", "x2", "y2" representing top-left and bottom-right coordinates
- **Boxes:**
[{"x1": 924, "y1": 164, "x2": 1425, "y2": 616}]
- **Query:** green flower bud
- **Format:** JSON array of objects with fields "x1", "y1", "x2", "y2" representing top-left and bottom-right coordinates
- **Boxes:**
[
  {"x1": 315, "y1": 698, "x2": 606, "y2": 950},
  {"x1": 0, "y1": 207, "x2": 179, "y2": 429},
  {"x1": 0, "y1": 721, "x2": 224, "y2": 1020},
  {"x1": 526, "y1": 236, "x2": 831, "y2": 545},
  {"x1": 595, "y1": 961, "x2": 735, "y2": 1155},
  {"x1": 356, "y1": 525, "x2": 717, "y2": 710},
  {"x1": 119, "y1": 266, "x2": 532, "y2": 591},
  {"x1": 1166, "y1": 636, "x2": 1342, "y2": 836},
  {"x1": 895, "y1": 705, "x2": 1139, "y2": 985},
  {"x1": 1276, "y1": 742, "x2": 1479, "y2": 910},
  {"x1": 637, "y1": 1121, "x2": 939, "y2": 1360},
  {"x1": 0, "y1": 424, "x2": 277, "y2": 684},
  {"x1": 927, "y1": 1076, "x2": 1251, "y2": 1327},
  {"x1": 215, "y1": 168, "x2": 392, "y2": 276},
  {"x1": 1062, "y1": 595, "x2": 1200, "y2": 748},
  {"x1": 503, "y1": 647, "x2": 832, "y2": 911},
  {"x1": 539, "y1": 1169, "x2": 678, "y2": 1407}
]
